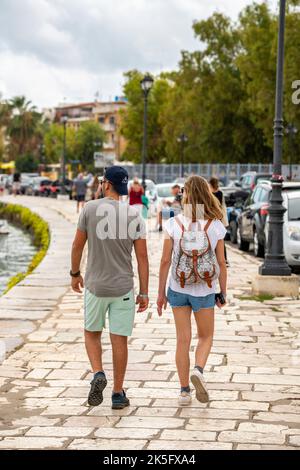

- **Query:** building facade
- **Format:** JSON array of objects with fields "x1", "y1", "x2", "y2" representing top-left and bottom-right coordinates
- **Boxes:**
[{"x1": 54, "y1": 99, "x2": 128, "y2": 161}]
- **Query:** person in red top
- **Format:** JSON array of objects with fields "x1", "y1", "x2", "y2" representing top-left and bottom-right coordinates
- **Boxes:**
[{"x1": 129, "y1": 178, "x2": 144, "y2": 214}]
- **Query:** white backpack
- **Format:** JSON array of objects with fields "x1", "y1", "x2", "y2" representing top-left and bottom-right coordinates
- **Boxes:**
[{"x1": 171, "y1": 217, "x2": 219, "y2": 288}]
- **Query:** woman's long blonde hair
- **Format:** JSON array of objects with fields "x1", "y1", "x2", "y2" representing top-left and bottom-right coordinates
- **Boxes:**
[{"x1": 182, "y1": 175, "x2": 223, "y2": 221}]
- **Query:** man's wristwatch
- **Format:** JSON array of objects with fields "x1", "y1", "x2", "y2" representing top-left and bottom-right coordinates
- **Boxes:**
[
  {"x1": 70, "y1": 270, "x2": 81, "y2": 278},
  {"x1": 138, "y1": 293, "x2": 149, "y2": 299}
]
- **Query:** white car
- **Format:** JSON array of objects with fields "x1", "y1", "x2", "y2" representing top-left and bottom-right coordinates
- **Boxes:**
[
  {"x1": 156, "y1": 183, "x2": 177, "y2": 209},
  {"x1": 265, "y1": 187, "x2": 300, "y2": 268}
]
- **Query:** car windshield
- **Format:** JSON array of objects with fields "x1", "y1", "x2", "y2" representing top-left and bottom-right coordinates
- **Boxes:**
[
  {"x1": 157, "y1": 186, "x2": 173, "y2": 198},
  {"x1": 288, "y1": 197, "x2": 300, "y2": 221},
  {"x1": 256, "y1": 176, "x2": 272, "y2": 184}
]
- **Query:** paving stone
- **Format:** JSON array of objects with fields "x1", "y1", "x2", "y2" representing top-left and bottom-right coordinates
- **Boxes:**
[
  {"x1": 12, "y1": 417, "x2": 61, "y2": 427},
  {"x1": 26, "y1": 426, "x2": 94, "y2": 437},
  {"x1": 147, "y1": 440, "x2": 232, "y2": 450},
  {"x1": 161, "y1": 430, "x2": 217, "y2": 442},
  {"x1": 0, "y1": 437, "x2": 68, "y2": 449},
  {"x1": 0, "y1": 427, "x2": 28, "y2": 437},
  {"x1": 254, "y1": 412, "x2": 300, "y2": 425},
  {"x1": 210, "y1": 400, "x2": 269, "y2": 411},
  {"x1": 232, "y1": 374, "x2": 300, "y2": 386},
  {"x1": 180, "y1": 409, "x2": 250, "y2": 420},
  {"x1": 94, "y1": 428, "x2": 159, "y2": 440},
  {"x1": 87, "y1": 407, "x2": 135, "y2": 417},
  {"x1": 238, "y1": 422, "x2": 289, "y2": 433},
  {"x1": 46, "y1": 369, "x2": 86, "y2": 380},
  {"x1": 289, "y1": 435, "x2": 300, "y2": 447},
  {"x1": 26, "y1": 369, "x2": 51, "y2": 380},
  {"x1": 218, "y1": 431, "x2": 286, "y2": 445},
  {"x1": 68, "y1": 439, "x2": 147, "y2": 450},
  {"x1": 135, "y1": 407, "x2": 178, "y2": 417},
  {"x1": 186, "y1": 419, "x2": 237, "y2": 431},
  {"x1": 63, "y1": 416, "x2": 119, "y2": 427},
  {"x1": 116, "y1": 417, "x2": 184, "y2": 429}
]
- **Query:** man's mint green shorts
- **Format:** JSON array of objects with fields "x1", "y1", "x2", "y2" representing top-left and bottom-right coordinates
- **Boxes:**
[{"x1": 84, "y1": 288, "x2": 135, "y2": 337}]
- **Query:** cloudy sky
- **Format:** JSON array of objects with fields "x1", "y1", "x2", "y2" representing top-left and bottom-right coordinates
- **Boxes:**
[{"x1": 0, "y1": 0, "x2": 277, "y2": 109}]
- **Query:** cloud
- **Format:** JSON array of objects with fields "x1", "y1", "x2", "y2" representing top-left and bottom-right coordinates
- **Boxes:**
[{"x1": 0, "y1": 0, "x2": 278, "y2": 107}]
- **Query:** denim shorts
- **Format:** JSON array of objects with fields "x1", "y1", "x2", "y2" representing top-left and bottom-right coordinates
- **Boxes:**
[{"x1": 167, "y1": 287, "x2": 215, "y2": 312}]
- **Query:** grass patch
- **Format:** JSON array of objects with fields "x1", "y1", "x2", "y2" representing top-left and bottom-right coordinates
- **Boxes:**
[
  {"x1": 0, "y1": 202, "x2": 50, "y2": 294},
  {"x1": 238, "y1": 294, "x2": 274, "y2": 302}
]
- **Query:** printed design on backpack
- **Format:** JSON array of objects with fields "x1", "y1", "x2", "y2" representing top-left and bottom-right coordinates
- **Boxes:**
[{"x1": 171, "y1": 217, "x2": 219, "y2": 289}]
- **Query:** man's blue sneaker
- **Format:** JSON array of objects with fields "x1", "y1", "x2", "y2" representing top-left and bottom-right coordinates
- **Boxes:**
[
  {"x1": 111, "y1": 390, "x2": 130, "y2": 410},
  {"x1": 88, "y1": 373, "x2": 107, "y2": 407}
]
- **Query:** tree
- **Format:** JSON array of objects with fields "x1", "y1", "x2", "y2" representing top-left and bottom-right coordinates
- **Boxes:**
[
  {"x1": 15, "y1": 153, "x2": 39, "y2": 173},
  {"x1": 6, "y1": 96, "x2": 42, "y2": 160},
  {"x1": 120, "y1": 70, "x2": 171, "y2": 163},
  {"x1": 75, "y1": 121, "x2": 106, "y2": 168},
  {"x1": 44, "y1": 123, "x2": 77, "y2": 164},
  {"x1": 120, "y1": 3, "x2": 300, "y2": 165}
]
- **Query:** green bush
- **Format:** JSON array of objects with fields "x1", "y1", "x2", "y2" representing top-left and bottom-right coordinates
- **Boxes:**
[{"x1": 0, "y1": 202, "x2": 50, "y2": 293}]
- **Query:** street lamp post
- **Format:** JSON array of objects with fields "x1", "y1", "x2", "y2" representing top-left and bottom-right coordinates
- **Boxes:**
[
  {"x1": 60, "y1": 115, "x2": 68, "y2": 195},
  {"x1": 177, "y1": 134, "x2": 188, "y2": 178},
  {"x1": 140, "y1": 74, "x2": 154, "y2": 191},
  {"x1": 285, "y1": 123, "x2": 298, "y2": 181},
  {"x1": 259, "y1": 0, "x2": 291, "y2": 276}
]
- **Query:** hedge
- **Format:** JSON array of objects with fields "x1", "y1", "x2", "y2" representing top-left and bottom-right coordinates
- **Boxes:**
[{"x1": 0, "y1": 202, "x2": 50, "y2": 293}]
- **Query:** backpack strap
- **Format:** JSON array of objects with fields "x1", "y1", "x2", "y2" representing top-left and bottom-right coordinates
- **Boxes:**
[
  {"x1": 204, "y1": 220, "x2": 212, "y2": 232},
  {"x1": 174, "y1": 216, "x2": 185, "y2": 233}
]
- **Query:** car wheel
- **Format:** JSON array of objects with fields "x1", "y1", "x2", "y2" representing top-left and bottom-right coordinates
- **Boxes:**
[
  {"x1": 253, "y1": 230, "x2": 265, "y2": 258},
  {"x1": 237, "y1": 225, "x2": 250, "y2": 252},
  {"x1": 229, "y1": 220, "x2": 238, "y2": 244}
]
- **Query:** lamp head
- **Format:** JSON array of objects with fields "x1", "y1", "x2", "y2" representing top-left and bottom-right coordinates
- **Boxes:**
[{"x1": 140, "y1": 74, "x2": 154, "y2": 94}]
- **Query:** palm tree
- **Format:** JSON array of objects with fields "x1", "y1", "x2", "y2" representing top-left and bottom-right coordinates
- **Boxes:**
[{"x1": 7, "y1": 96, "x2": 42, "y2": 159}]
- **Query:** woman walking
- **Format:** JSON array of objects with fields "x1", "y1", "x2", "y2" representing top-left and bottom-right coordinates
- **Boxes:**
[
  {"x1": 129, "y1": 178, "x2": 144, "y2": 215},
  {"x1": 157, "y1": 176, "x2": 227, "y2": 406}
]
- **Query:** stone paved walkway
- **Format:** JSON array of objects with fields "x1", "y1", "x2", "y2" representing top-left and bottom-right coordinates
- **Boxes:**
[{"x1": 0, "y1": 196, "x2": 300, "y2": 450}]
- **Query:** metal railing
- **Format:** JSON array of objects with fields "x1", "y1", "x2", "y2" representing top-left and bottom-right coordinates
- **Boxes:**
[{"x1": 120, "y1": 163, "x2": 300, "y2": 184}]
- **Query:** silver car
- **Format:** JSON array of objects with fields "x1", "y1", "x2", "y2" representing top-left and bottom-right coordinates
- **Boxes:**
[{"x1": 265, "y1": 187, "x2": 300, "y2": 268}]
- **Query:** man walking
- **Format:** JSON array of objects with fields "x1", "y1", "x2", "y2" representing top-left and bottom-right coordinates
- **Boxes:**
[
  {"x1": 70, "y1": 166, "x2": 149, "y2": 409},
  {"x1": 73, "y1": 173, "x2": 87, "y2": 213}
]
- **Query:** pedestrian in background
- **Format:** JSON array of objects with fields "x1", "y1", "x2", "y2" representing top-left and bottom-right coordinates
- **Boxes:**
[
  {"x1": 12, "y1": 172, "x2": 21, "y2": 196},
  {"x1": 73, "y1": 173, "x2": 87, "y2": 213},
  {"x1": 88, "y1": 175, "x2": 100, "y2": 200},
  {"x1": 129, "y1": 178, "x2": 144, "y2": 215},
  {"x1": 209, "y1": 177, "x2": 229, "y2": 266}
]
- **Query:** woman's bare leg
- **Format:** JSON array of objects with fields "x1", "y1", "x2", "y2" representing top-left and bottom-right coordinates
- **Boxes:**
[
  {"x1": 172, "y1": 307, "x2": 192, "y2": 387},
  {"x1": 193, "y1": 308, "x2": 215, "y2": 369}
]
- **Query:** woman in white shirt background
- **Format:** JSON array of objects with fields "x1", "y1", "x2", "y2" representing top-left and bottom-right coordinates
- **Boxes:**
[{"x1": 157, "y1": 175, "x2": 227, "y2": 406}]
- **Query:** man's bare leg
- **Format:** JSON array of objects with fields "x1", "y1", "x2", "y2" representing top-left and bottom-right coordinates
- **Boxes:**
[{"x1": 110, "y1": 333, "x2": 128, "y2": 394}]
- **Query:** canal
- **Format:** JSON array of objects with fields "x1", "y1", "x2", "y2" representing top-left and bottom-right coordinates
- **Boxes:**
[{"x1": 0, "y1": 219, "x2": 37, "y2": 295}]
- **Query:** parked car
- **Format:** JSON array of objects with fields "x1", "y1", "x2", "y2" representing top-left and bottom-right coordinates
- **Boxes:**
[
  {"x1": 239, "y1": 172, "x2": 273, "y2": 191},
  {"x1": 155, "y1": 183, "x2": 177, "y2": 207},
  {"x1": 20, "y1": 174, "x2": 37, "y2": 195},
  {"x1": 50, "y1": 179, "x2": 73, "y2": 198},
  {"x1": 265, "y1": 184, "x2": 300, "y2": 269},
  {"x1": 26, "y1": 177, "x2": 52, "y2": 196},
  {"x1": 237, "y1": 181, "x2": 300, "y2": 259},
  {"x1": 223, "y1": 188, "x2": 251, "y2": 243}
]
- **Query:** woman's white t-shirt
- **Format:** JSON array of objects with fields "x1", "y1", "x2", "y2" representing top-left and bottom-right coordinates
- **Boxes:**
[{"x1": 164, "y1": 214, "x2": 226, "y2": 297}]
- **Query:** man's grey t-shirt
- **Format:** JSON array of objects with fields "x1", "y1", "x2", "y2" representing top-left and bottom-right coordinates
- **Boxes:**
[
  {"x1": 74, "y1": 179, "x2": 87, "y2": 196},
  {"x1": 77, "y1": 198, "x2": 146, "y2": 297}
]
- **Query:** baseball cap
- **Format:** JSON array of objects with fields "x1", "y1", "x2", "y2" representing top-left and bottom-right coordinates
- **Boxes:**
[{"x1": 104, "y1": 166, "x2": 129, "y2": 196}]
